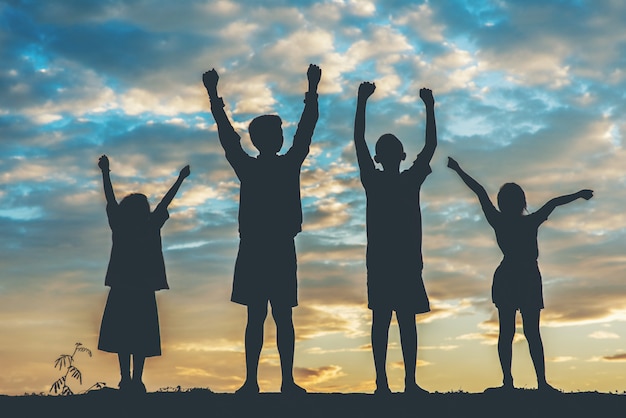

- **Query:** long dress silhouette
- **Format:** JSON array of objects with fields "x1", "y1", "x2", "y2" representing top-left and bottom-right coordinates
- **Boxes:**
[{"x1": 97, "y1": 155, "x2": 190, "y2": 394}]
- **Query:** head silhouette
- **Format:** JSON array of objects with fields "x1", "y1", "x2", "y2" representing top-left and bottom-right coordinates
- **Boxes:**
[
  {"x1": 497, "y1": 183, "x2": 526, "y2": 215},
  {"x1": 249, "y1": 115, "x2": 284, "y2": 155},
  {"x1": 374, "y1": 134, "x2": 406, "y2": 169},
  {"x1": 119, "y1": 193, "x2": 150, "y2": 222}
]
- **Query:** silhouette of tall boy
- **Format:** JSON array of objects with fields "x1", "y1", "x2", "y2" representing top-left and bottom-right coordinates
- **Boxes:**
[
  {"x1": 203, "y1": 64, "x2": 321, "y2": 395},
  {"x1": 354, "y1": 82, "x2": 436, "y2": 394}
]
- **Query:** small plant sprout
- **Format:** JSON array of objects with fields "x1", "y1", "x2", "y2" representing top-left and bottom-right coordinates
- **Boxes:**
[{"x1": 50, "y1": 342, "x2": 100, "y2": 395}]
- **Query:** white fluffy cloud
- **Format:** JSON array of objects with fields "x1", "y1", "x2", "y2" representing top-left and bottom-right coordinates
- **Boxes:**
[{"x1": 1, "y1": 0, "x2": 626, "y2": 396}]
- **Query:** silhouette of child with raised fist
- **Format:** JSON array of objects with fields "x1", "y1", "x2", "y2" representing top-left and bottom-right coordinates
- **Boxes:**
[
  {"x1": 447, "y1": 156, "x2": 593, "y2": 393},
  {"x1": 354, "y1": 81, "x2": 437, "y2": 395},
  {"x1": 202, "y1": 64, "x2": 320, "y2": 395},
  {"x1": 97, "y1": 155, "x2": 190, "y2": 394}
]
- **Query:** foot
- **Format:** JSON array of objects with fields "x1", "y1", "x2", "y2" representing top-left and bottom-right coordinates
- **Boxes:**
[
  {"x1": 280, "y1": 382, "x2": 307, "y2": 395},
  {"x1": 374, "y1": 385, "x2": 391, "y2": 396},
  {"x1": 235, "y1": 381, "x2": 259, "y2": 396},
  {"x1": 132, "y1": 379, "x2": 147, "y2": 395},
  {"x1": 538, "y1": 382, "x2": 560, "y2": 394},
  {"x1": 483, "y1": 382, "x2": 514, "y2": 393},
  {"x1": 118, "y1": 377, "x2": 132, "y2": 392},
  {"x1": 404, "y1": 382, "x2": 428, "y2": 395}
]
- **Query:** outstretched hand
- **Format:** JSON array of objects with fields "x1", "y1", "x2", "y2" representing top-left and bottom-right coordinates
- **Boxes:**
[
  {"x1": 447, "y1": 156, "x2": 460, "y2": 171},
  {"x1": 98, "y1": 155, "x2": 110, "y2": 172},
  {"x1": 202, "y1": 69, "x2": 219, "y2": 93},
  {"x1": 578, "y1": 189, "x2": 593, "y2": 200},
  {"x1": 307, "y1": 64, "x2": 322, "y2": 91},
  {"x1": 179, "y1": 165, "x2": 191, "y2": 179},
  {"x1": 358, "y1": 82, "x2": 376, "y2": 100},
  {"x1": 420, "y1": 88, "x2": 434, "y2": 107}
]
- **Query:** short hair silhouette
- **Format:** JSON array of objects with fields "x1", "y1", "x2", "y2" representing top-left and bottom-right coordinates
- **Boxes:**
[
  {"x1": 375, "y1": 133, "x2": 404, "y2": 156},
  {"x1": 353, "y1": 81, "x2": 437, "y2": 395},
  {"x1": 248, "y1": 114, "x2": 284, "y2": 154},
  {"x1": 203, "y1": 64, "x2": 321, "y2": 396}
]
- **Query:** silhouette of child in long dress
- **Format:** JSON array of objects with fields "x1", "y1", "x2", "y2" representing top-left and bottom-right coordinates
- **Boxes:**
[
  {"x1": 354, "y1": 82, "x2": 437, "y2": 395},
  {"x1": 202, "y1": 64, "x2": 321, "y2": 395},
  {"x1": 97, "y1": 155, "x2": 190, "y2": 394},
  {"x1": 447, "y1": 156, "x2": 593, "y2": 392}
]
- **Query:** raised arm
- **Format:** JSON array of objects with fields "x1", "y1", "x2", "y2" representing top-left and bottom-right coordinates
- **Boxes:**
[
  {"x1": 156, "y1": 165, "x2": 191, "y2": 211},
  {"x1": 536, "y1": 189, "x2": 593, "y2": 219},
  {"x1": 447, "y1": 157, "x2": 497, "y2": 218},
  {"x1": 202, "y1": 69, "x2": 243, "y2": 155},
  {"x1": 98, "y1": 155, "x2": 117, "y2": 205},
  {"x1": 354, "y1": 82, "x2": 376, "y2": 174},
  {"x1": 288, "y1": 64, "x2": 321, "y2": 162},
  {"x1": 417, "y1": 88, "x2": 437, "y2": 163}
]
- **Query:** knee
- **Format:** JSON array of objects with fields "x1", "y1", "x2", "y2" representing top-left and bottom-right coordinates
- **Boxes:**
[
  {"x1": 396, "y1": 311, "x2": 416, "y2": 329},
  {"x1": 271, "y1": 306, "x2": 293, "y2": 328},
  {"x1": 499, "y1": 327, "x2": 515, "y2": 343},
  {"x1": 372, "y1": 309, "x2": 392, "y2": 326},
  {"x1": 523, "y1": 327, "x2": 541, "y2": 344},
  {"x1": 247, "y1": 304, "x2": 268, "y2": 326}
]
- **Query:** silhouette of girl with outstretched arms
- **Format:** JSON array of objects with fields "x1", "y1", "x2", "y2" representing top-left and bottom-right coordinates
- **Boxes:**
[
  {"x1": 97, "y1": 155, "x2": 190, "y2": 394},
  {"x1": 447, "y1": 156, "x2": 592, "y2": 393}
]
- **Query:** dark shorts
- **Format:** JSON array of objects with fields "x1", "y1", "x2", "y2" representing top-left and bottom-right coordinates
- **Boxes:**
[
  {"x1": 492, "y1": 260, "x2": 544, "y2": 311},
  {"x1": 98, "y1": 287, "x2": 161, "y2": 357},
  {"x1": 231, "y1": 237, "x2": 298, "y2": 308},
  {"x1": 367, "y1": 268, "x2": 430, "y2": 314}
]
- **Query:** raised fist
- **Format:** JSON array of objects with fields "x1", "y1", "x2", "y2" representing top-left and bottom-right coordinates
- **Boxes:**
[
  {"x1": 358, "y1": 82, "x2": 376, "y2": 100},
  {"x1": 307, "y1": 64, "x2": 322, "y2": 90},
  {"x1": 419, "y1": 88, "x2": 434, "y2": 107},
  {"x1": 179, "y1": 165, "x2": 191, "y2": 179},
  {"x1": 447, "y1": 156, "x2": 460, "y2": 171},
  {"x1": 98, "y1": 155, "x2": 110, "y2": 172},
  {"x1": 202, "y1": 69, "x2": 219, "y2": 91}
]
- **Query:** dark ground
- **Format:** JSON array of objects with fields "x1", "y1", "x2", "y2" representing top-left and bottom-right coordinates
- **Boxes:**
[{"x1": 1, "y1": 388, "x2": 624, "y2": 418}]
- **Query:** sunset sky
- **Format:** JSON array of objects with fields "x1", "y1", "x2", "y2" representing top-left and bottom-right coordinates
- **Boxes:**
[{"x1": 2, "y1": 0, "x2": 626, "y2": 396}]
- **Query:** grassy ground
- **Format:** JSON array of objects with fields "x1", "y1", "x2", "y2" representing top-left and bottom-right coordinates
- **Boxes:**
[{"x1": 2, "y1": 388, "x2": 624, "y2": 418}]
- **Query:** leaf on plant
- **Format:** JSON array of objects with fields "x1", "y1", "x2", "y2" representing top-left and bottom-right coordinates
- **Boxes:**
[
  {"x1": 54, "y1": 354, "x2": 73, "y2": 369},
  {"x1": 69, "y1": 366, "x2": 83, "y2": 384},
  {"x1": 77, "y1": 346, "x2": 93, "y2": 357},
  {"x1": 49, "y1": 376, "x2": 65, "y2": 393}
]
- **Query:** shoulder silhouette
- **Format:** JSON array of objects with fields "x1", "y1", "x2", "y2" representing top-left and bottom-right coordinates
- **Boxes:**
[
  {"x1": 203, "y1": 64, "x2": 321, "y2": 395},
  {"x1": 448, "y1": 156, "x2": 592, "y2": 393},
  {"x1": 354, "y1": 81, "x2": 437, "y2": 395},
  {"x1": 96, "y1": 154, "x2": 190, "y2": 395}
]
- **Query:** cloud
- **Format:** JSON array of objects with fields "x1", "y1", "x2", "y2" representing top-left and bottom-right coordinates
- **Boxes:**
[
  {"x1": 591, "y1": 352, "x2": 626, "y2": 362},
  {"x1": 588, "y1": 331, "x2": 620, "y2": 340},
  {"x1": 390, "y1": 359, "x2": 431, "y2": 369},
  {"x1": 2, "y1": 0, "x2": 626, "y2": 395},
  {"x1": 294, "y1": 364, "x2": 345, "y2": 385}
]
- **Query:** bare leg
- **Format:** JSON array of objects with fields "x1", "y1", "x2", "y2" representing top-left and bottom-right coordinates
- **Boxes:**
[
  {"x1": 521, "y1": 309, "x2": 556, "y2": 392},
  {"x1": 132, "y1": 354, "x2": 147, "y2": 393},
  {"x1": 497, "y1": 308, "x2": 516, "y2": 389},
  {"x1": 117, "y1": 353, "x2": 131, "y2": 390},
  {"x1": 236, "y1": 303, "x2": 267, "y2": 395},
  {"x1": 272, "y1": 305, "x2": 306, "y2": 394},
  {"x1": 372, "y1": 309, "x2": 392, "y2": 394},
  {"x1": 397, "y1": 310, "x2": 426, "y2": 394}
]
